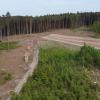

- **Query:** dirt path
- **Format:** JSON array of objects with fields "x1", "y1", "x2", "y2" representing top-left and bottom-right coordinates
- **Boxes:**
[
  {"x1": 0, "y1": 46, "x2": 27, "y2": 100},
  {"x1": 7, "y1": 43, "x2": 39, "y2": 100},
  {"x1": 0, "y1": 39, "x2": 37, "y2": 100},
  {"x1": 14, "y1": 45, "x2": 39, "y2": 94},
  {"x1": 43, "y1": 34, "x2": 100, "y2": 49}
]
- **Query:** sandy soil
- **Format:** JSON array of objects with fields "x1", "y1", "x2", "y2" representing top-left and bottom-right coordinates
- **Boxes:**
[{"x1": 43, "y1": 34, "x2": 100, "y2": 49}]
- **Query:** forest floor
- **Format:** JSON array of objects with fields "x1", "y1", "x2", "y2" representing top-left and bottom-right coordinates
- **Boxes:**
[{"x1": 0, "y1": 29, "x2": 100, "y2": 100}]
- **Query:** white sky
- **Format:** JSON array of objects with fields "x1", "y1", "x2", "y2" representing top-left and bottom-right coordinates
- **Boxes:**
[{"x1": 0, "y1": 0, "x2": 100, "y2": 16}]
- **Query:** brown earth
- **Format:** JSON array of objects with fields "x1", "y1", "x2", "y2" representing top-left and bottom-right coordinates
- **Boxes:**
[{"x1": 43, "y1": 34, "x2": 100, "y2": 49}]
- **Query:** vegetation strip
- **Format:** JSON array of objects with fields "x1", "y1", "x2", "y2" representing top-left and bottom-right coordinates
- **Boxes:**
[
  {"x1": 0, "y1": 41, "x2": 18, "y2": 50},
  {"x1": 11, "y1": 46, "x2": 100, "y2": 100}
]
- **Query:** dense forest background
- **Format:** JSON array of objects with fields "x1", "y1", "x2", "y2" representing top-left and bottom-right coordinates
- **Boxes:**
[{"x1": 0, "y1": 12, "x2": 100, "y2": 39}]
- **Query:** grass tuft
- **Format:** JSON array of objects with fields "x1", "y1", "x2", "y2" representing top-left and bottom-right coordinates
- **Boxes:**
[
  {"x1": 0, "y1": 70, "x2": 12, "y2": 85},
  {"x1": 0, "y1": 41, "x2": 18, "y2": 50}
]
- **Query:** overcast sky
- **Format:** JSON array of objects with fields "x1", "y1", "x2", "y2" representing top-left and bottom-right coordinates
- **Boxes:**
[{"x1": 0, "y1": 0, "x2": 100, "y2": 16}]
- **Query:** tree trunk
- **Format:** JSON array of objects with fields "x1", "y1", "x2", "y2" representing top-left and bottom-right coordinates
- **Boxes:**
[
  {"x1": 7, "y1": 24, "x2": 10, "y2": 50},
  {"x1": 30, "y1": 18, "x2": 32, "y2": 34},
  {"x1": 0, "y1": 28, "x2": 2, "y2": 42}
]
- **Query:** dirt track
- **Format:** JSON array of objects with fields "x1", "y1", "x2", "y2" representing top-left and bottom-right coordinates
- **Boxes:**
[{"x1": 43, "y1": 34, "x2": 100, "y2": 49}]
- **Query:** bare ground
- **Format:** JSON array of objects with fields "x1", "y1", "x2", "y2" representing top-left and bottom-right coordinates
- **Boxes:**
[{"x1": 43, "y1": 34, "x2": 100, "y2": 49}]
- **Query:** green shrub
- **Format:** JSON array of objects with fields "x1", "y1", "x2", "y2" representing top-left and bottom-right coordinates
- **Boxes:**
[
  {"x1": 0, "y1": 71, "x2": 12, "y2": 85},
  {"x1": 77, "y1": 45, "x2": 100, "y2": 68},
  {"x1": 91, "y1": 22, "x2": 100, "y2": 34},
  {"x1": 0, "y1": 41, "x2": 18, "y2": 50},
  {"x1": 3, "y1": 72, "x2": 12, "y2": 80}
]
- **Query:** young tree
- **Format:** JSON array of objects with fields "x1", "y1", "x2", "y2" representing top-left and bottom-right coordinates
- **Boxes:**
[{"x1": 6, "y1": 11, "x2": 11, "y2": 17}]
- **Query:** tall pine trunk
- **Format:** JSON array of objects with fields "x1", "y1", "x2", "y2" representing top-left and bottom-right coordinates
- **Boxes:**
[
  {"x1": 7, "y1": 24, "x2": 10, "y2": 50},
  {"x1": 30, "y1": 18, "x2": 32, "y2": 34},
  {"x1": 0, "y1": 28, "x2": 2, "y2": 42}
]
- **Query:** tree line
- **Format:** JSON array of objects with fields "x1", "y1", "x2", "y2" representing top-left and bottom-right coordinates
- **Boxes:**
[{"x1": 0, "y1": 12, "x2": 100, "y2": 40}]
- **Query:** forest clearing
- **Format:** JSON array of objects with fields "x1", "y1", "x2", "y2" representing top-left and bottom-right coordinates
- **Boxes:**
[
  {"x1": 0, "y1": 2, "x2": 100, "y2": 99},
  {"x1": 0, "y1": 29, "x2": 100, "y2": 100}
]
